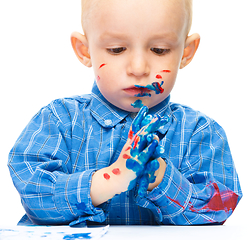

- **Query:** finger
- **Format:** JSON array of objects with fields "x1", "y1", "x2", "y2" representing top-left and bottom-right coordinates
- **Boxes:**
[
  {"x1": 144, "y1": 159, "x2": 160, "y2": 183},
  {"x1": 137, "y1": 175, "x2": 149, "y2": 197},
  {"x1": 141, "y1": 115, "x2": 168, "y2": 135},
  {"x1": 141, "y1": 114, "x2": 153, "y2": 127},
  {"x1": 152, "y1": 145, "x2": 164, "y2": 159},
  {"x1": 131, "y1": 106, "x2": 149, "y2": 134},
  {"x1": 137, "y1": 139, "x2": 158, "y2": 165},
  {"x1": 146, "y1": 133, "x2": 159, "y2": 143}
]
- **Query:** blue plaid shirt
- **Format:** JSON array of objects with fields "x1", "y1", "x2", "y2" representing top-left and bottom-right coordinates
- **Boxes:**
[{"x1": 8, "y1": 82, "x2": 242, "y2": 226}]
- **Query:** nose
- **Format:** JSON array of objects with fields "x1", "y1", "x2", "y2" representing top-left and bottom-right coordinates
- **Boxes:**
[{"x1": 127, "y1": 51, "x2": 150, "y2": 78}]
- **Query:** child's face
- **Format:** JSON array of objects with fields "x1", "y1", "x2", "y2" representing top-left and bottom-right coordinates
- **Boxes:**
[{"x1": 84, "y1": 0, "x2": 189, "y2": 112}]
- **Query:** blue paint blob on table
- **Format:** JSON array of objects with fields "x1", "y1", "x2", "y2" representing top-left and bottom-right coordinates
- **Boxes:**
[{"x1": 63, "y1": 233, "x2": 92, "y2": 239}]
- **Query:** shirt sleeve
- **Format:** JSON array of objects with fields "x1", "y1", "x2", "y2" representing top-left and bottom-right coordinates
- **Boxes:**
[
  {"x1": 7, "y1": 104, "x2": 108, "y2": 226},
  {"x1": 135, "y1": 118, "x2": 243, "y2": 225}
]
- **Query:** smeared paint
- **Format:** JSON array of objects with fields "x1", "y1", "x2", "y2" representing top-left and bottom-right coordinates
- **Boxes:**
[
  {"x1": 63, "y1": 233, "x2": 91, "y2": 239},
  {"x1": 128, "y1": 130, "x2": 134, "y2": 139},
  {"x1": 152, "y1": 82, "x2": 164, "y2": 94},
  {"x1": 167, "y1": 196, "x2": 185, "y2": 210},
  {"x1": 134, "y1": 81, "x2": 164, "y2": 97},
  {"x1": 190, "y1": 183, "x2": 239, "y2": 214},
  {"x1": 112, "y1": 168, "x2": 121, "y2": 175},
  {"x1": 99, "y1": 63, "x2": 106, "y2": 69},
  {"x1": 124, "y1": 106, "x2": 168, "y2": 195},
  {"x1": 161, "y1": 70, "x2": 171, "y2": 73},
  {"x1": 96, "y1": 76, "x2": 100, "y2": 82},
  {"x1": 123, "y1": 154, "x2": 131, "y2": 159},
  {"x1": 103, "y1": 173, "x2": 110, "y2": 180},
  {"x1": 131, "y1": 99, "x2": 144, "y2": 109}
]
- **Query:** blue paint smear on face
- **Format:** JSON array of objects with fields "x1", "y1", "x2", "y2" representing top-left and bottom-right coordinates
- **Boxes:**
[
  {"x1": 63, "y1": 233, "x2": 91, "y2": 239},
  {"x1": 134, "y1": 81, "x2": 164, "y2": 97},
  {"x1": 131, "y1": 99, "x2": 144, "y2": 108}
]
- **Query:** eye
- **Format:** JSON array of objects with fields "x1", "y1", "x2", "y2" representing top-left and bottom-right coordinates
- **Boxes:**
[
  {"x1": 107, "y1": 47, "x2": 127, "y2": 55},
  {"x1": 151, "y1": 48, "x2": 170, "y2": 56}
]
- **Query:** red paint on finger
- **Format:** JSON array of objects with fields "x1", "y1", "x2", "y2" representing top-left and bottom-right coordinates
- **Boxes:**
[
  {"x1": 133, "y1": 135, "x2": 140, "y2": 149},
  {"x1": 112, "y1": 168, "x2": 121, "y2": 175},
  {"x1": 161, "y1": 70, "x2": 171, "y2": 73},
  {"x1": 103, "y1": 173, "x2": 110, "y2": 180},
  {"x1": 99, "y1": 63, "x2": 107, "y2": 69},
  {"x1": 156, "y1": 74, "x2": 162, "y2": 79}
]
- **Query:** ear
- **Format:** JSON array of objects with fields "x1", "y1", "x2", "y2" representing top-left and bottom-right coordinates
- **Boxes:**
[
  {"x1": 180, "y1": 33, "x2": 200, "y2": 69},
  {"x1": 71, "y1": 31, "x2": 92, "y2": 67}
]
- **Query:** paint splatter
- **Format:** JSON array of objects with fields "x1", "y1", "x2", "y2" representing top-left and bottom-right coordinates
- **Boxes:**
[
  {"x1": 131, "y1": 99, "x2": 144, "y2": 108},
  {"x1": 103, "y1": 173, "x2": 110, "y2": 180},
  {"x1": 63, "y1": 233, "x2": 91, "y2": 239},
  {"x1": 189, "y1": 183, "x2": 239, "y2": 214},
  {"x1": 99, "y1": 63, "x2": 106, "y2": 69},
  {"x1": 161, "y1": 70, "x2": 171, "y2": 73},
  {"x1": 112, "y1": 168, "x2": 121, "y2": 175}
]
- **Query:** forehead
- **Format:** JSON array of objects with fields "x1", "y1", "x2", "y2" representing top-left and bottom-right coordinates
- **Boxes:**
[{"x1": 83, "y1": 0, "x2": 188, "y2": 38}]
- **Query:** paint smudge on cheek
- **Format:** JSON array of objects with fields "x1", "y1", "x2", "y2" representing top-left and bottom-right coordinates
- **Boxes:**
[
  {"x1": 112, "y1": 168, "x2": 121, "y2": 175},
  {"x1": 96, "y1": 76, "x2": 101, "y2": 82},
  {"x1": 99, "y1": 63, "x2": 107, "y2": 69},
  {"x1": 161, "y1": 70, "x2": 171, "y2": 73},
  {"x1": 103, "y1": 173, "x2": 110, "y2": 180},
  {"x1": 156, "y1": 74, "x2": 162, "y2": 79}
]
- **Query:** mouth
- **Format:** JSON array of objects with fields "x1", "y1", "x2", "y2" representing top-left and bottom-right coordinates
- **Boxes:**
[{"x1": 123, "y1": 86, "x2": 152, "y2": 97}]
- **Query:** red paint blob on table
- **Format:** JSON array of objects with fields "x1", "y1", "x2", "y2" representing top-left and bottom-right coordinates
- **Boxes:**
[
  {"x1": 161, "y1": 70, "x2": 171, "y2": 73},
  {"x1": 112, "y1": 168, "x2": 121, "y2": 175},
  {"x1": 99, "y1": 63, "x2": 107, "y2": 69},
  {"x1": 103, "y1": 173, "x2": 110, "y2": 180},
  {"x1": 156, "y1": 75, "x2": 162, "y2": 79}
]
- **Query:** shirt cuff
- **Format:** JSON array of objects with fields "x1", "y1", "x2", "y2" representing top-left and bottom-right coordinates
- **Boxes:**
[
  {"x1": 54, "y1": 169, "x2": 109, "y2": 226},
  {"x1": 135, "y1": 159, "x2": 192, "y2": 223}
]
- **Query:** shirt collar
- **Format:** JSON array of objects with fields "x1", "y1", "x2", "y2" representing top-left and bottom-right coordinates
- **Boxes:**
[{"x1": 90, "y1": 82, "x2": 172, "y2": 130}]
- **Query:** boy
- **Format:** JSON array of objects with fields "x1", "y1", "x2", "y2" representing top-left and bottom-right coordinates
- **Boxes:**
[{"x1": 8, "y1": 0, "x2": 242, "y2": 226}]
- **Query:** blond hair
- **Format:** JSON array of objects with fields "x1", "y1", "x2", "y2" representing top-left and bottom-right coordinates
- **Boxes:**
[{"x1": 81, "y1": 0, "x2": 193, "y2": 35}]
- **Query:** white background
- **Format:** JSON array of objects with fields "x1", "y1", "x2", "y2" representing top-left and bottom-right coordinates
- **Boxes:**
[{"x1": 0, "y1": 0, "x2": 248, "y2": 227}]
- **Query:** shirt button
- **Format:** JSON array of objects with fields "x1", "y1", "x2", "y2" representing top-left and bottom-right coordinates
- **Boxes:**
[{"x1": 104, "y1": 120, "x2": 113, "y2": 126}]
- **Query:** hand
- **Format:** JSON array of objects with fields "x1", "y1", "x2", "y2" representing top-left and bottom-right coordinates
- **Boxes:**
[{"x1": 110, "y1": 107, "x2": 168, "y2": 192}]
